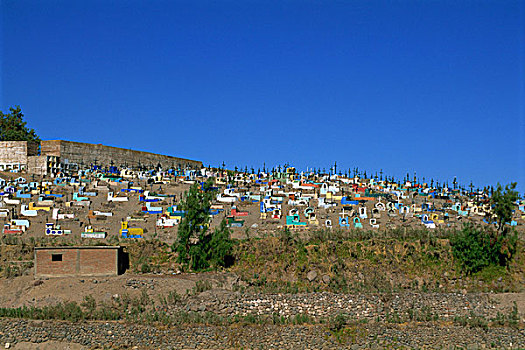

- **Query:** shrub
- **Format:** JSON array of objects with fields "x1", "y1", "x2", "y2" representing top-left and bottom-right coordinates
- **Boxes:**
[
  {"x1": 329, "y1": 313, "x2": 348, "y2": 331},
  {"x1": 141, "y1": 262, "x2": 151, "y2": 273},
  {"x1": 292, "y1": 313, "x2": 312, "y2": 325},
  {"x1": 167, "y1": 290, "x2": 181, "y2": 305},
  {"x1": 454, "y1": 311, "x2": 488, "y2": 330},
  {"x1": 206, "y1": 219, "x2": 235, "y2": 268},
  {"x1": 492, "y1": 301, "x2": 520, "y2": 328},
  {"x1": 450, "y1": 224, "x2": 517, "y2": 274},
  {"x1": 189, "y1": 280, "x2": 213, "y2": 295},
  {"x1": 81, "y1": 295, "x2": 97, "y2": 316}
]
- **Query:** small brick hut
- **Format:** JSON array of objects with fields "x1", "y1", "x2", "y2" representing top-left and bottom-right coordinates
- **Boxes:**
[{"x1": 34, "y1": 246, "x2": 127, "y2": 278}]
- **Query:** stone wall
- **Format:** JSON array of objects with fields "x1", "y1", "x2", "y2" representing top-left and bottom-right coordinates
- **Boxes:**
[
  {"x1": 41, "y1": 140, "x2": 201, "y2": 169},
  {"x1": 0, "y1": 141, "x2": 38, "y2": 164},
  {"x1": 34, "y1": 247, "x2": 119, "y2": 277},
  {"x1": 0, "y1": 140, "x2": 202, "y2": 173},
  {"x1": 40, "y1": 140, "x2": 60, "y2": 157},
  {"x1": 26, "y1": 156, "x2": 48, "y2": 176}
]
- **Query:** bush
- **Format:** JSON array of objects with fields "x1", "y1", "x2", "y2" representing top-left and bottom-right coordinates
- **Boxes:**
[
  {"x1": 329, "y1": 313, "x2": 348, "y2": 331},
  {"x1": 450, "y1": 224, "x2": 517, "y2": 274},
  {"x1": 141, "y1": 262, "x2": 152, "y2": 273},
  {"x1": 492, "y1": 301, "x2": 519, "y2": 328},
  {"x1": 454, "y1": 311, "x2": 488, "y2": 330},
  {"x1": 167, "y1": 290, "x2": 181, "y2": 305},
  {"x1": 81, "y1": 295, "x2": 97, "y2": 316},
  {"x1": 206, "y1": 219, "x2": 235, "y2": 268},
  {"x1": 189, "y1": 280, "x2": 212, "y2": 295}
]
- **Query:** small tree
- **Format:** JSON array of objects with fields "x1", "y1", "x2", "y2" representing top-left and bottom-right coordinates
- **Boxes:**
[
  {"x1": 174, "y1": 179, "x2": 233, "y2": 270},
  {"x1": 206, "y1": 218, "x2": 234, "y2": 268},
  {"x1": 491, "y1": 182, "x2": 519, "y2": 235},
  {"x1": 175, "y1": 180, "x2": 214, "y2": 269},
  {"x1": 0, "y1": 106, "x2": 40, "y2": 141}
]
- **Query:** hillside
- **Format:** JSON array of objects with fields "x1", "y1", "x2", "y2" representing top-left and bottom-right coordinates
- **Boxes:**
[{"x1": 0, "y1": 167, "x2": 523, "y2": 349}]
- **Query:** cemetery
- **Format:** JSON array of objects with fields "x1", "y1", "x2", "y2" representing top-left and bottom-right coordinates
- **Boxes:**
[
  {"x1": 0, "y1": 154, "x2": 521, "y2": 261},
  {"x1": 0, "y1": 1, "x2": 522, "y2": 346},
  {"x1": 0, "y1": 145, "x2": 523, "y2": 349}
]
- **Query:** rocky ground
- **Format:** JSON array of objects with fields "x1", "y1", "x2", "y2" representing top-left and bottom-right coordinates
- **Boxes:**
[
  {"x1": 183, "y1": 290, "x2": 516, "y2": 321},
  {"x1": 0, "y1": 319, "x2": 524, "y2": 349},
  {"x1": 1, "y1": 274, "x2": 523, "y2": 320},
  {"x1": 0, "y1": 273, "x2": 523, "y2": 349}
]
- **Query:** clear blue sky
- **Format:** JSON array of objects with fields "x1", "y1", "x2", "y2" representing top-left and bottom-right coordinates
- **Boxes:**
[{"x1": 1, "y1": 0, "x2": 524, "y2": 192}]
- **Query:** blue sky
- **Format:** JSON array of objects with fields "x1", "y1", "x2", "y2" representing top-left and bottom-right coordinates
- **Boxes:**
[{"x1": 1, "y1": 0, "x2": 524, "y2": 192}]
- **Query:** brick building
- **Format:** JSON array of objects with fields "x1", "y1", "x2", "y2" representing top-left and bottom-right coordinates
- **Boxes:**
[{"x1": 34, "y1": 246, "x2": 127, "y2": 278}]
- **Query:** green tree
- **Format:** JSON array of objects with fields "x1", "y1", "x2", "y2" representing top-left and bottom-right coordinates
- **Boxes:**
[
  {"x1": 0, "y1": 106, "x2": 40, "y2": 141},
  {"x1": 175, "y1": 180, "x2": 214, "y2": 269},
  {"x1": 174, "y1": 179, "x2": 233, "y2": 270},
  {"x1": 205, "y1": 218, "x2": 234, "y2": 268},
  {"x1": 491, "y1": 182, "x2": 519, "y2": 235}
]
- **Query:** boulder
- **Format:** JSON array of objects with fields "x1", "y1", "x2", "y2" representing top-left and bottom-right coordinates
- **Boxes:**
[{"x1": 307, "y1": 270, "x2": 317, "y2": 282}]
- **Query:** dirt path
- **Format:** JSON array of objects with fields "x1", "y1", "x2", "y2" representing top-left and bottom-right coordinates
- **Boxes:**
[
  {"x1": 10, "y1": 341, "x2": 87, "y2": 350},
  {"x1": 490, "y1": 291, "x2": 525, "y2": 315},
  {"x1": 0, "y1": 274, "x2": 202, "y2": 308}
]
